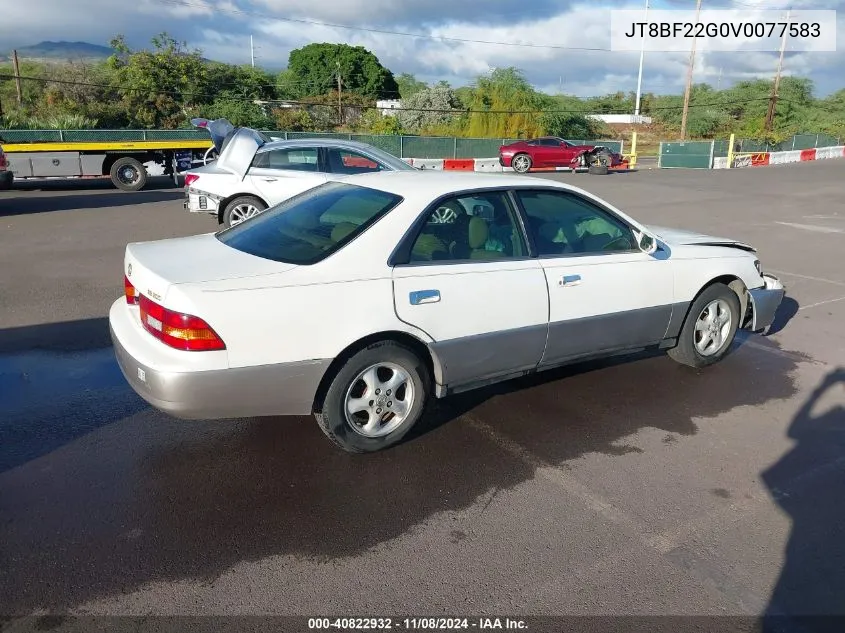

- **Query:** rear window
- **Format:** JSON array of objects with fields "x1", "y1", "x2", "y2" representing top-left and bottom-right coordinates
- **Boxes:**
[{"x1": 216, "y1": 182, "x2": 403, "y2": 265}]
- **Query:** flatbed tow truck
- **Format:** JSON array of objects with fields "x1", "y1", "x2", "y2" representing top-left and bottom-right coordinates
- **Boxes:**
[{"x1": 0, "y1": 137, "x2": 215, "y2": 191}]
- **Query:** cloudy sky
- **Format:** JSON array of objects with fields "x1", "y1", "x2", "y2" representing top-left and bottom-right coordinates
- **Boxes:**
[{"x1": 2, "y1": 0, "x2": 843, "y2": 97}]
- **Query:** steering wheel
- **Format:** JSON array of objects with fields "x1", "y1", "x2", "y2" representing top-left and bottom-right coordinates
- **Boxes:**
[
  {"x1": 601, "y1": 234, "x2": 632, "y2": 251},
  {"x1": 430, "y1": 205, "x2": 458, "y2": 224}
]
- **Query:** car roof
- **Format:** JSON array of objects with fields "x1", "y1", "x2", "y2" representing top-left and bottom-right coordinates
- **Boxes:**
[
  {"x1": 257, "y1": 138, "x2": 392, "y2": 152},
  {"x1": 332, "y1": 170, "x2": 584, "y2": 198}
]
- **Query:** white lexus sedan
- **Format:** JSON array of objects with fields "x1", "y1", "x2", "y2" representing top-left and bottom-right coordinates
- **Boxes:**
[
  {"x1": 111, "y1": 171, "x2": 785, "y2": 453},
  {"x1": 183, "y1": 119, "x2": 416, "y2": 228}
]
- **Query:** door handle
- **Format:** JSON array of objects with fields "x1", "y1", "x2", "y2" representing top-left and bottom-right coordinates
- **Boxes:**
[
  {"x1": 559, "y1": 274, "x2": 582, "y2": 287},
  {"x1": 262, "y1": 177, "x2": 277, "y2": 182},
  {"x1": 409, "y1": 290, "x2": 440, "y2": 305}
]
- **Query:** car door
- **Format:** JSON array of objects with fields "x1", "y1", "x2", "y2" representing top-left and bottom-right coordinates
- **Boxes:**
[
  {"x1": 391, "y1": 189, "x2": 549, "y2": 389},
  {"x1": 245, "y1": 146, "x2": 329, "y2": 206},
  {"x1": 512, "y1": 188, "x2": 676, "y2": 368},
  {"x1": 532, "y1": 139, "x2": 559, "y2": 167}
]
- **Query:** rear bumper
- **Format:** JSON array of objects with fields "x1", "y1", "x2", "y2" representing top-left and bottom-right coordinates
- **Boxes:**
[
  {"x1": 747, "y1": 274, "x2": 785, "y2": 332},
  {"x1": 184, "y1": 188, "x2": 220, "y2": 215},
  {"x1": 109, "y1": 299, "x2": 331, "y2": 419}
]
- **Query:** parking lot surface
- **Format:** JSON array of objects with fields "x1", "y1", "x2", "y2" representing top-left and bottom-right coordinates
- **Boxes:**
[{"x1": 1, "y1": 164, "x2": 844, "y2": 624}]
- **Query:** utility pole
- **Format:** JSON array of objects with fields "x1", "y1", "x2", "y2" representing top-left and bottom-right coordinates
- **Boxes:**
[
  {"x1": 12, "y1": 49, "x2": 23, "y2": 105},
  {"x1": 679, "y1": 0, "x2": 703, "y2": 140},
  {"x1": 336, "y1": 62, "x2": 343, "y2": 125},
  {"x1": 634, "y1": 0, "x2": 650, "y2": 117},
  {"x1": 765, "y1": 9, "x2": 790, "y2": 134},
  {"x1": 250, "y1": 35, "x2": 255, "y2": 67}
]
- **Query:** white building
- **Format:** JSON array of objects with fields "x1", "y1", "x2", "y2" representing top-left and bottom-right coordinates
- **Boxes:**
[
  {"x1": 586, "y1": 114, "x2": 652, "y2": 125},
  {"x1": 377, "y1": 99, "x2": 402, "y2": 116}
]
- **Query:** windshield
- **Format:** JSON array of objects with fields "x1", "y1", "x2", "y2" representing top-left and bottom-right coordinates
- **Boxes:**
[
  {"x1": 356, "y1": 145, "x2": 416, "y2": 171},
  {"x1": 216, "y1": 182, "x2": 403, "y2": 265}
]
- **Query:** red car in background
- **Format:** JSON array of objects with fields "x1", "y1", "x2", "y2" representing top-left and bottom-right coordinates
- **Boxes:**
[{"x1": 499, "y1": 136, "x2": 623, "y2": 173}]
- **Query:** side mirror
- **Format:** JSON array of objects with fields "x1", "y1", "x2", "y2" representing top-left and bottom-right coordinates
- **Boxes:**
[{"x1": 634, "y1": 229, "x2": 658, "y2": 255}]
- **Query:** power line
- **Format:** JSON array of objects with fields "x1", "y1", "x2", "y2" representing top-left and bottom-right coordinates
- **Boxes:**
[{"x1": 152, "y1": 0, "x2": 708, "y2": 53}]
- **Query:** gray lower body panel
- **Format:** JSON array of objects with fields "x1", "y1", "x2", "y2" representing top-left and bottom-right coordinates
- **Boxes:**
[
  {"x1": 431, "y1": 323, "x2": 548, "y2": 387},
  {"x1": 540, "y1": 304, "x2": 675, "y2": 367},
  {"x1": 110, "y1": 324, "x2": 330, "y2": 419}
]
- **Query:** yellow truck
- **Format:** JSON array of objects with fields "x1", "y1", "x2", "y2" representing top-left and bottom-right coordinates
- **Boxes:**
[{"x1": 0, "y1": 137, "x2": 215, "y2": 191}]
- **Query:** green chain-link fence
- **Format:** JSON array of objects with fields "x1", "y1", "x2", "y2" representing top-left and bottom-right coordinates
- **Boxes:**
[
  {"x1": 0, "y1": 128, "x2": 623, "y2": 159},
  {"x1": 661, "y1": 133, "x2": 844, "y2": 167}
]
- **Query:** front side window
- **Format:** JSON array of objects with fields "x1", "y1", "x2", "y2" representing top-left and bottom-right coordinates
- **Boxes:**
[
  {"x1": 515, "y1": 190, "x2": 636, "y2": 256},
  {"x1": 252, "y1": 148, "x2": 319, "y2": 172},
  {"x1": 407, "y1": 191, "x2": 527, "y2": 263},
  {"x1": 217, "y1": 182, "x2": 402, "y2": 264}
]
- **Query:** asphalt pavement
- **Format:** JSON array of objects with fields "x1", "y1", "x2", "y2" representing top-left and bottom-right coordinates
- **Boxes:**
[{"x1": 1, "y1": 164, "x2": 844, "y2": 629}]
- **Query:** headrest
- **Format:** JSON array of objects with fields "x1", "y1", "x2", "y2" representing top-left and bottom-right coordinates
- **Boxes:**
[
  {"x1": 331, "y1": 222, "x2": 357, "y2": 242},
  {"x1": 468, "y1": 217, "x2": 489, "y2": 249}
]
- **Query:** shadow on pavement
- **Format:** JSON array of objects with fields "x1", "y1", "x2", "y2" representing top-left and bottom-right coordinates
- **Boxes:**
[
  {"x1": 0, "y1": 186, "x2": 183, "y2": 216},
  {"x1": 761, "y1": 367, "x2": 845, "y2": 633},
  {"x1": 0, "y1": 310, "x2": 806, "y2": 612}
]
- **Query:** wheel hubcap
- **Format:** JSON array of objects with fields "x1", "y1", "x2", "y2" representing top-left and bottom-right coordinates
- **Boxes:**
[
  {"x1": 118, "y1": 166, "x2": 139, "y2": 184},
  {"x1": 344, "y1": 362, "x2": 415, "y2": 438},
  {"x1": 229, "y1": 204, "x2": 261, "y2": 225},
  {"x1": 514, "y1": 156, "x2": 530, "y2": 171},
  {"x1": 694, "y1": 299, "x2": 732, "y2": 356}
]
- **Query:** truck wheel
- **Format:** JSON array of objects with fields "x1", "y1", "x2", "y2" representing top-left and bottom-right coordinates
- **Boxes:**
[{"x1": 110, "y1": 157, "x2": 148, "y2": 191}]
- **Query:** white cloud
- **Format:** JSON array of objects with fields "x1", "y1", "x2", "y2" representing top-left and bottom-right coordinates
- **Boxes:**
[{"x1": 2, "y1": 0, "x2": 843, "y2": 97}]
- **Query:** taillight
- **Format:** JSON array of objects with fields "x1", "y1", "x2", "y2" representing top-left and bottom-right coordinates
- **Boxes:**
[
  {"x1": 184, "y1": 173, "x2": 199, "y2": 187},
  {"x1": 0, "y1": 153, "x2": 7, "y2": 169},
  {"x1": 138, "y1": 294, "x2": 225, "y2": 351},
  {"x1": 124, "y1": 275, "x2": 138, "y2": 304}
]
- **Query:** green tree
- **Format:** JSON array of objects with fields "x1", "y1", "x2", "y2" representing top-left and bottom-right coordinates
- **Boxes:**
[
  {"x1": 540, "y1": 112, "x2": 603, "y2": 139},
  {"x1": 106, "y1": 32, "x2": 209, "y2": 128},
  {"x1": 396, "y1": 73, "x2": 427, "y2": 99},
  {"x1": 397, "y1": 83, "x2": 462, "y2": 134},
  {"x1": 286, "y1": 43, "x2": 399, "y2": 100},
  {"x1": 464, "y1": 67, "x2": 550, "y2": 138}
]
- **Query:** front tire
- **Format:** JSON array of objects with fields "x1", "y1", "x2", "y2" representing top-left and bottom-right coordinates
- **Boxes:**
[
  {"x1": 667, "y1": 282, "x2": 741, "y2": 368},
  {"x1": 222, "y1": 195, "x2": 267, "y2": 228},
  {"x1": 314, "y1": 341, "x2": 431, "y2": 453},
  {"x1": 110, "y1": 157, "x2": 147, "y2": 191},
  {"x1": 511, "y1": 153, "x2": 532, "y2": 173}
]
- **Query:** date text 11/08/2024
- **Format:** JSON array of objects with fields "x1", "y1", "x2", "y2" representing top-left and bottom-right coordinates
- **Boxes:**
[{"x1": 307, "y1": 617, "x2": 528, "y2": 630}]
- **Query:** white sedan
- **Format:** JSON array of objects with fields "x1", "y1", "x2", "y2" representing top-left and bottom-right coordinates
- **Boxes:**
[
  {"x1": 110, "y1": 171, "x2": 786, "y2": 453},
  {"x1": 183, "y1": 119, "x2": 416, "y2": 228}
]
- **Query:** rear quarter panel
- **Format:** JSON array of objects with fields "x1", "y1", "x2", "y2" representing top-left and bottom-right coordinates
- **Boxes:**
[{"x1": 173, "y1": 273, "x2": 432, "y2": 368}]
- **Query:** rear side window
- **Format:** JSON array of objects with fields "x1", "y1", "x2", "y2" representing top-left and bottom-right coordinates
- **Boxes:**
[
  {"x1": 217, "y1": 182, "x2": 403, "y2": 265},
  {"x1": 252, "y1": 148, "x2": 319, "y2": 171}
]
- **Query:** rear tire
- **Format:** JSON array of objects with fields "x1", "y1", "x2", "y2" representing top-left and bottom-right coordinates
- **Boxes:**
[
  {"x1": 511, "y1": 153, "x2": 532, "y2": 173},
  {"x1": 667, "y1": 283, "x2": 741, "y2": 368},
  {"x1": 110, "y1": 157, "x2": 147, "y2": 192},
  {"x1": 314, "y1": 341, "x2": 431, "y2": 453},
  {"x1": 222, "y1": 195, "x2": 267, "y2": 228}
]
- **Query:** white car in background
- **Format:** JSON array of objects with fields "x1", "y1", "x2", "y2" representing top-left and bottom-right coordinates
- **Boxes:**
[
  {"x1": 112, "y1": 171, "x2": 785, "y2": 454},
  {"x1": 183, "y1": 118, "x2": 416, "y2": 228}
]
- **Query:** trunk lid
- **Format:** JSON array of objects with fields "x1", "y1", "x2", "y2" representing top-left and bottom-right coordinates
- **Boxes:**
[
  {"x1": 192, "y1": 118, "x2": 266, "y2": 180},
  {"x1": 124, "y1": 233, "x2": 296, "y2": 303}
]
